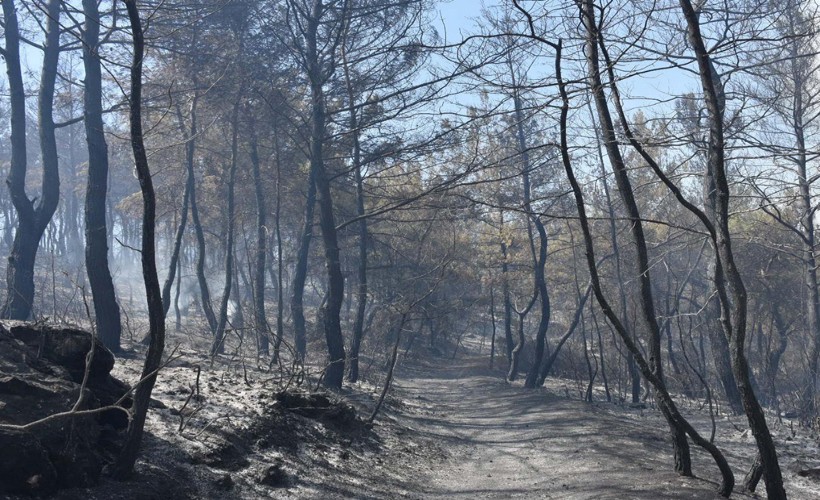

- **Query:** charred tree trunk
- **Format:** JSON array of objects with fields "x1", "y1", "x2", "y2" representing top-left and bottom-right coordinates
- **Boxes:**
[
  {"x1": 111, "y1": 0, "x2": 166, "y2": 477},
  {"x1": 507, "y1": 88, "x2": 551, "y2": 389},
  {"x1": 368, "y1": 312, "x2": 408, "y2": 424},
  {"x1": 191, "y1": 186, "x2": 216, "y2": 335},
  {"x1": 490, "y1": 285, "x2": 497, "y2": 369},
  {"x1": 174, "y1": 249, "x2": 183, "y2": 329},
  {"x1": 161, "y1": 177, "x2": 189, "y2": 316},
  {"x1": 678, "y1": 2, "x2": 785, "y2": 496},
  {"x1": 1, "y1": 0, "x2": 61, "y2": 320},
  {"x1": 508, "y1": 310, "x2": 527, "y2": 381},
  {"x1": 183, "y1": 77, "x2": 217, "y2": 334},
  {"x1": 273, "y1": 133, "x2": 285, "y2": 360},
  {"x1": 538, "y1": 284, "x2": 592, "y2": 384},
  {"x1": 250, "y1": 117, "x2": 270, "y2": 356},
  {"x1": 525, "y1": 219, "x2": 550, "y2": 388},
  {"x1": 706, "y1": 290, "x2": 744, "y2": 414},
  {"x1": 766, "y1": 303, "x2": 790, "y2": 407},
  {"x1": 577, "y1": 0, "x2": 691, "y2": 475},
  {"x1": 500, "y1": 214, "x2": 514, "y2": 370},
  {"x1": 703, "y1": 165, "x2": 744, "y2": 415},
  {"x1": 161, "y1": 103, "x2": 195, "y2": 316},
  {"x1": 305, "y1": 0, "x2": 346, "y2": 388},
  {"x1": 536, "y1": 21, "x2": 734, "y2": 493},
  {"x1": 83, "y1": 0, "x2": 122, "y2": 351},
  {"x1": 587, "y1": 95, "x2": 640, "y2": 403},
  {"x1": 291, "y1": 174, "x2": 316, "y2": 361},
  {"x1": 342, "y1": 44, "x2": 368, "y2": 383},
  {"x1": 211, "y1": 101, "x2": 240, "y2": 356},
  {"x1": 347, "y1": 164, "x2": 367, "y2": 383}
]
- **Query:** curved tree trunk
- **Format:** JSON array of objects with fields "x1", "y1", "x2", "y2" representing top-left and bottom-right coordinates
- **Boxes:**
[
  {"x1": 489, "y1": 285, "x2": 497, "y2": 369},
  {"x1": 703, "y1": 157, "x2": 744, "y2": 415},
  {"x1": 577, "y1": 1, "x2": 690, "y2": 474},
  {"x1": 500, "y1": 214, "x2": 514, "y2": 370},
  {"x1": 766, "y1": 303, "x2": 790, "y2": 407},
  {"x1": 161, "y1": 103, "x2": 196, "y2": 316},
  {"x1": 161, "y1": 172, "x2": 190, "y2": 316},
  {"x1": 678, "y1": 2, "x2": 785, "y2": 497},
  {"x1": 586, "y1": 96, "x2": 640, "y2": 403},
  {"x1": 83, "y1": 0, "x2": 122, "y2": 351},
  {"x1": 291, "y1": 174, "x2": 316, "y2": 362},
  {"x1": 536, "y1": 22, "x2": 734, "y2": 492},
  {"x1": 211, "y1": 101, "x2": 240, "y2": 356},
  {"x1": 525, "y1": 219, "x2": 550, "y2": 388},
  {"x1": 506, "y1": 86, "x2": 551, "y2": 389},
  {"x1": 174, "y1": 249, "x2": 183, "y2": 330},
  {"x1": 538, "y1": 283, "x2": 592, "y2": 385},
  {"x1": 111, "y1": 0, "x2": 166, "y2": 477},
  {"x1": 1, "y1": 0, "x2": 61, "y2": 320},
  {"x1": 186, "y1": 91, "x2": 217, "y2": 334},
  {"x1": 305, "y1": 0, "x2": 346, "y2": 389},
  {"x1": 507, "y1": 311, "x2": 527, "y2": 381}
]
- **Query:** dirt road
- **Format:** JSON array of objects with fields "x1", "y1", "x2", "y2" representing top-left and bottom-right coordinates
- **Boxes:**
[{"x1": 391, "y1": 358, "x2": 731, "y2": 499}]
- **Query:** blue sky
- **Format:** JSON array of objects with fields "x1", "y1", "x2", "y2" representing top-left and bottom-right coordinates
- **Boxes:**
[{"x1": 435, "y1": 0, "x2": 499, "y2": 42}]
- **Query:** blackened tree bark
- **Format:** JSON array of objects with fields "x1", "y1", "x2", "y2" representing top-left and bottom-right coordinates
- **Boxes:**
[
  {"x1": 1, "y1": 0, "x2": 61, "y2": 320},
  {"x1": 368, "y1": 312, "x2": 408, "y2": 424},
  {"x1": 302, "y1": 0, "x2": 346, "y2": 389},
  {"x1": 346, "y1": 138, "x2": 368, "y2": 383},
  {"x1": 174, "y1": 248, "x2": 184, "y2": 329},
  {"x1": 512, "y1": 85, "x2": 551, "y2": 388},
  {"x1": 587, "y1": 98, "x2": 640, "y2": 403},
  {"x1": 576, "y1": 0, "x2": 690, "y2": 474},
  {"x1": 500, "y1": 213, "x2": 514, "y2": 369},
  {"x1": 659, "y1": 240, "x2": 706, "y2": 399},
  {"x1": 538, "y1": 283, "x2": 592, "y2": 384},
  {"x1": 250, "y1": 116, "x2": 270, "y2": 356},
  {"x1": 506, "y1": 136, "x2": 540, "y2": 383},
  {"x1": 186, "y1": 81, "x2": 217, "y2": 334},
  {"x1": 83, "y1": 0, "x2": 122, "y2": 352},
  {"x1": 211, "y1": 101, "x2": 240, "y2": 356},
  {"x1": 489, "y1": 284, "x2": 497, "y2": 369},
  {"x1": 273, "y1": 131, "x2": 286, "y2": 360},
  {"x1": 161, "y1": 11, "x2": 202, "y2": 317},
  {"x1": 342, "y1": 38, "x2": 368, "y2": 384},
  {"x1": 161, "y1": 103, "x2": 194, "y2": 316},
  {"x1": 508, "y1": 294, "x2": 536, "y2": 382},
  {"x1": 291, "y1": 173, "x2": 316, "y2": 361},
  {"x1": 524, "y1": 217, "x2": 549, "y2": 388},
  {"x1": 765, "y1": 299, "x2": 790, "y2": 407},
  {"x1": 512, "y1": 9, "x2": 736, "y2": 489},
  {"x1": 678, "y1": 2, "x2": 785, "y2": 496},
  {"x1": 706, "y1": 280, "x2": 744, "y2": 414},
  {"x1": 111, "y1": 0, "x2": 166, "y2": 477},
  {"x1": 703, "y1": 156, "x2": 744, "y2": 414}
]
